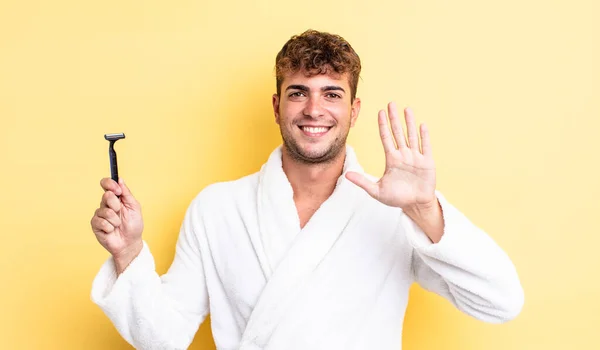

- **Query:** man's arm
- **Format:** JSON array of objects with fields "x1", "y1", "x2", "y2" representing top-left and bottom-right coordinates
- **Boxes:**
[
  {"x1": 91, "y1": 194, "x2": 210, "y2": 349},
  {"x1": 345, "y1": 103, "x2": 523, "y2": 321},
  {"x1": 405, "y1": 191, "x2": 524, "y2": 323}
]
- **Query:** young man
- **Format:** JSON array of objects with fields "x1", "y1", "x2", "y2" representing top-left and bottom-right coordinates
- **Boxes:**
[{"x1": 91, "y1": 30, "x2": 524, "y2": 349}]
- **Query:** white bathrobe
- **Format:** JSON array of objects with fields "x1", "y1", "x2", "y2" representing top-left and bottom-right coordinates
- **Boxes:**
[{"x1": 91, "y1": 145, "x2": 524, "y2": 350}]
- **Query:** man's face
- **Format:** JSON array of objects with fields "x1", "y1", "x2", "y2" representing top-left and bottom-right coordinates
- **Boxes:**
[{"x1": 272, "y1": 70, "x2": 361, "y2": 164}]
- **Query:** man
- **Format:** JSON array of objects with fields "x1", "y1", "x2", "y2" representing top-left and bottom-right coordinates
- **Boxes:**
[{"x1": 91, "y1": 29, "x2": 524, "y2": 349}]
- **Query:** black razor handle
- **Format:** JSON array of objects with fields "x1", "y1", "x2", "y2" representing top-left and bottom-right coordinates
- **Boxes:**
[{"x1": 109, "y1": 143, "x2": 119, "y2": 183}]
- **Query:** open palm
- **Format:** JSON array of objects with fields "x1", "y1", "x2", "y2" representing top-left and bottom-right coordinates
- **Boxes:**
[{"x1": 346, "y1": 102, "x2": 437, "y2": 210}]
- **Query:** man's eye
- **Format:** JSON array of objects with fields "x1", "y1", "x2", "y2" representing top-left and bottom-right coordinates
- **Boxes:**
[
  {"x1": 289, "y1": 92, "x2": 305, "y2": 97},
  {"x1": 327, "y1": 93, "x2": 341, "y2": 99}
]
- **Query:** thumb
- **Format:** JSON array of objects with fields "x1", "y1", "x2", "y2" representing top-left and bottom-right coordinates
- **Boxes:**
[
  {"x1": 345, "y1": 171, "x2": 379, "y2": 199},
  {"x1": 118, "y1": 178, "x2": 139, "y2": 208}
]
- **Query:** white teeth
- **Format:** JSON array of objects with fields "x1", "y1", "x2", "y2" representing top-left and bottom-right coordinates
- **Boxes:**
[{"x1": 302, "y1": 126, "x2": 329, "y2": 133}]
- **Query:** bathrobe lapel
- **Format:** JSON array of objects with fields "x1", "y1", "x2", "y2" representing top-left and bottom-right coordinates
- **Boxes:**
[{"x1": 240, "y1": 145, "x2": 366, "y2": 347}]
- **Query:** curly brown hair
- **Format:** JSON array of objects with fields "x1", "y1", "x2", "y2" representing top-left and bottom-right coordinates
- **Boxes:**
[{"x1": 275, "y1": 29, "x2": 361, "y2": 101}]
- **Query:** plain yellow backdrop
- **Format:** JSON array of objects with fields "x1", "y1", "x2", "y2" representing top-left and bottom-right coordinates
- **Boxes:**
[{"x1": 1, "y1": 0, "x2": 598, "y2": 349}]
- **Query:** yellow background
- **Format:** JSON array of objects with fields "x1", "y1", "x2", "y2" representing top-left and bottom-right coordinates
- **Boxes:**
[{"x1": 1, "y1": 0, "x2": 598, "y2": 349}]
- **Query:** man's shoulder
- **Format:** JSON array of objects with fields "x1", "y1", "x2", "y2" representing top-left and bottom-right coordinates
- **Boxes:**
[{"x1": 190, "y1": 171, "x2": 261, "y2": 209}]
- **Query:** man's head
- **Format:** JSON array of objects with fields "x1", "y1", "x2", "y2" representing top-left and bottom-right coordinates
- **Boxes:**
[{"x1": 273, "y1": 30, "x2": 362, "y2": 164}]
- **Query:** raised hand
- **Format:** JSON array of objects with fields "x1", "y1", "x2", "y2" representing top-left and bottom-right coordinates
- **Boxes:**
[
  {"x1": 91, "y1": 178, "x2": 144, "y2": 274},
  {"x1": 346, "y1": 102, "x2": 437, "y2": 212}
]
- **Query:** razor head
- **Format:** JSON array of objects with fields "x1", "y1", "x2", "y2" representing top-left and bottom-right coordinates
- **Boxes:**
[{"x1": 104, "y1": 133, "x2": 126, "y2": 141}]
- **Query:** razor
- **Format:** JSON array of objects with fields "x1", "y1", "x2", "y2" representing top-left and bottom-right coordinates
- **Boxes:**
[{"x1": 104, "y1": 133, "x2": 126, "y2": 183}]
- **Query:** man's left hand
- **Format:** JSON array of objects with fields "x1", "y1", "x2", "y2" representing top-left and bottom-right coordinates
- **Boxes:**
[
  {"x1": 346, "y1": 102, "x2": 437, "y2": 211},
  {"x1": 346, "y1": 102, "x2": 444, "y2": 242}
]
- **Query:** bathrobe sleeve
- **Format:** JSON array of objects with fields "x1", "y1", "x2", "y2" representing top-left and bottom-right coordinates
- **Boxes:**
[
  {"x1": 91, "y1": 196, "x2": 209, "y2": 350},
  {"x1": 404, "y1": 190, "x2": 524, "y2": 323}
]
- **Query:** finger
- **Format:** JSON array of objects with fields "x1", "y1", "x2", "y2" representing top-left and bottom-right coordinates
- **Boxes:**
[
  {"x1": 345, "y1": 171, "x2": 379, "y2": 199},
  {"x1": 100, "y1": 178, "x2": 122, "y2": 196},
  {"x1": 101, "y1": 191, "x2": 121, "y2": 212},
  {"x1": 388, "y1": 102, "x2": 407, "y2": 148},
  {"x1": 404, "y1": 107, "x2": 419, "y2": 150},
  {"x1": 95, "y1": 207, "x2": 122, "y2": 228},
  {"x1": 378, "y1": 109, "x2": 395, "y2": 153},
  {"x1": 91, "y1": 215, "x2": 115, "y2": 234},
  {"x1": 118, "y1": 178, "x2": 140, "y2": 210},
  {"x1": 420, "y1": 123, "x2": 432, "y2": 157}
]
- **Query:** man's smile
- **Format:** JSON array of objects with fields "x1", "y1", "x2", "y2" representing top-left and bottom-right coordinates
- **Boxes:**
[{"x1": 298, "y1": 125, "x2": 333, "y2": 137}]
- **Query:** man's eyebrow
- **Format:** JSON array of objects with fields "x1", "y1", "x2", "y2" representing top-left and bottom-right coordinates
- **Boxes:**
[
  {"x1": 285, "y1": 85, "x2": 309, "y2": 92},
  {"x1": 284, "y1": 85, "x2": 346, "y2": 93},
  {"x1": 322, "y1": 85, "x2": 345, "y2": 93}
]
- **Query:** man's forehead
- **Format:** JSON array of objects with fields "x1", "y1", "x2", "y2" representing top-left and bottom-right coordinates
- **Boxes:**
[{"x1": 282, "y1": 70, "x2": 350, "y2": 88}]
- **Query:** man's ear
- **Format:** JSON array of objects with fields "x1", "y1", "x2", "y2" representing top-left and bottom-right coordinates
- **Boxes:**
[
  {"x1": 272, "y1": 94, "x2": 280, "y2": 124},
  {"x1": 350, "y1": 97, "x2": 361, "y2": 127}
]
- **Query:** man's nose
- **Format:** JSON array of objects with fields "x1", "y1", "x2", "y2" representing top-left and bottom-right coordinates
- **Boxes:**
[{"x1": 303, "y1": 96, "x2": 325, "y2": 118}]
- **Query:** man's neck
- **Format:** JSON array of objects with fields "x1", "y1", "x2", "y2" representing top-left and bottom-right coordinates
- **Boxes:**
[{"x1": 281, "y1": 147, "x2": 347, "y2": 202}]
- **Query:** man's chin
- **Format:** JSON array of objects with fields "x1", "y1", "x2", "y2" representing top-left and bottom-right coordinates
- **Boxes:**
[
  {"x1": 300, "y1": 151, "x2": 330, "y2": 161},
  {"x1": 287, "y1": 143, "x2": 343, "y2": 164}
]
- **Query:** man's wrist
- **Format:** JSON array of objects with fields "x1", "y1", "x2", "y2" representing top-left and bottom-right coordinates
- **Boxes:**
[
  {"x1": 114, "y1": 240, "x2": 144, "y2": 275},
  {"x1": 404, "y1": 199, "x2": 445, "y2": 244}
]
